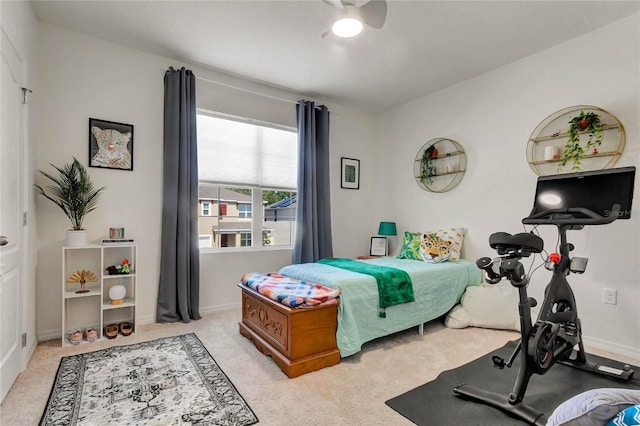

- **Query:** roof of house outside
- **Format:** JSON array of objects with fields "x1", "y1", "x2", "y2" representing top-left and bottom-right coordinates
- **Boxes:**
[
  {"x1": 212, "y1": 222, "x2": 273, "y2": 233},
  {"x1": 212, "y1": 222, "x2": 252, "y2": 233},
  {"x1": 199, "y1": 184, "x2": 251, "y2": 203},
  {"x1": 267, "y1": 196, "x2": 296, "y2": 209}
]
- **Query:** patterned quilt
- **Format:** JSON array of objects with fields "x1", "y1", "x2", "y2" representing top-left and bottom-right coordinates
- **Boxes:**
[{"x1": 241, "y1": 272, "x2": 340, "y2": 308}]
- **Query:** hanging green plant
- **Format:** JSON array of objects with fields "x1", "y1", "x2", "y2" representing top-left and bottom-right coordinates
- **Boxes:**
[
  {"x1": 420, "y1": 144, "x2": 437, "y2": 186},
  {"x1": 558, "y1": 110, "x2": 603, "y2": 172}
]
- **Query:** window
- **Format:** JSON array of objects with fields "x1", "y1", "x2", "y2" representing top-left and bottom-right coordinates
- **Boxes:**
[
  {"x1": 238, "y1": 203, "x2": 252, "y2": 219},
  {"x1": 197, "y1": 112, "x2": 297, "y2": 249},
  {"x1": 201, "y1": 201, "x2": 211, "y2": 216},
  {"x1": 240, "y1": 232, "x2": 252, "y2": 247}
]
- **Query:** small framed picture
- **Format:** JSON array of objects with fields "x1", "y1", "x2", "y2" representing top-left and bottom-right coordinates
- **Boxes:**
[
  {"x1": 341, "y1": 157, "x2": 360, "y2": 190},
  {"x1": 370, "y1": 236, "x2": 387, "y2": 256},
  {"x1": 89, "y1": 118, "x2": 134, "y2": 171}
]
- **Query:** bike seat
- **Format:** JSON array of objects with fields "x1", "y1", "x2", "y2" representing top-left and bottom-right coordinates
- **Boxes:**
[{"x1": 489, "y1": 232, "x2": 544, "y2": 253}]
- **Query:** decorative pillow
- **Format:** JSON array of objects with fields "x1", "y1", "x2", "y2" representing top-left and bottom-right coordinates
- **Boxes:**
[
  {"x1": 444, "y1": 280, "x2": 521, "y2": 331},
  {"x1": 606, "y1": 404, "x2": 640, "y2": 426},
  {"x1": 396, "y1": 232, "x2": 422, "y2": 260},
  {"x1": 419, "y1": 227, "x2": 466, "y2": 263},
  {"x1": 546, "y1": 388, "x2": 640, "y2": 426}
]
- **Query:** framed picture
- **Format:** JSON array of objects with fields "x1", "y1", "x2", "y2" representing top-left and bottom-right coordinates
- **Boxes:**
[
  {"x1": 88, "y1": 118, "x2": 134, "y2": 171},
  {"x1": 370, "y1": 236, "x2": 387, "y2": 256},
  {"x1": 341, "y1": 157, "x2": 360, "y2": 189}
]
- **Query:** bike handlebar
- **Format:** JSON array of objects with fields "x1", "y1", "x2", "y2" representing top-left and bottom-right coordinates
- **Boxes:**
[
  {"x1": 522, "y1": 205, "x2": 620, "y2": 226},
  {"x1": 477, "y1": 256, "x2": 529, "y2": 287}
]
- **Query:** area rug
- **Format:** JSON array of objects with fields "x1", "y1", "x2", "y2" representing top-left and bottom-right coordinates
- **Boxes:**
[
  {"x1": 386, "y1": 340, "x2": 639, "y2": 425},
  {"x1": 40, "y1": 333, "x2": 258, "y2": 425}
]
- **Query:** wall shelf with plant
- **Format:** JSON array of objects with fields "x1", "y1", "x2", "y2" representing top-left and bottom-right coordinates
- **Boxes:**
[
  {"x1": 526, "y1": 105, "x2": 625, "y2": 176},
  {"x1": 414, "y1": 138, "x2": 466, "y2": 193}
]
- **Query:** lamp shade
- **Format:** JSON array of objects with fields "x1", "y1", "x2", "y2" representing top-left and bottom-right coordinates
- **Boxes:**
[{"x1": 378, "y1": 221, "x2": 397, "y2": 236}]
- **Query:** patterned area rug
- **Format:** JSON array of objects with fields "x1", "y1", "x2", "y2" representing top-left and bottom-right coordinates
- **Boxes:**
[{"x1": 40, "y1": 333, "x2": 258, "y2": 425}]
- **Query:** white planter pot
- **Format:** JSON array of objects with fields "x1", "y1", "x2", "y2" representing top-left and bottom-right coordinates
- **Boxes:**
[{"x1": 65, "y1": 229, "x2": 88, "y2": 247}]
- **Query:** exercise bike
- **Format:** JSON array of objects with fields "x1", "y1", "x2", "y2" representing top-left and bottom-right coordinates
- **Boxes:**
[{"x1": 454, "y1": 167, "x2": 636, "y2": 425}]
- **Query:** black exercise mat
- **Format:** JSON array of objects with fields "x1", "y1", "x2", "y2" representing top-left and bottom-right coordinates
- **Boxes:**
[{"x1": 386, "y1": 340, "x2": 639, "y2": 425}]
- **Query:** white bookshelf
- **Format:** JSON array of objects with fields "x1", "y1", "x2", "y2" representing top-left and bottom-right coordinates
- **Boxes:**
[{"x1": 61, "y1": 243, "x2": 137, "y2": 346}]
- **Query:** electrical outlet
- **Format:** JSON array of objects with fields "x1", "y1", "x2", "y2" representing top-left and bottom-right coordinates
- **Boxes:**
[{"x1": 603, "y1": 288, "x2": 617, "y2": 305}]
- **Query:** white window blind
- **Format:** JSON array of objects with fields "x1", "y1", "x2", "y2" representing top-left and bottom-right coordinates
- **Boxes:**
[{"x1": 197, "y1": 113, "x2": 297, "y2": 190}]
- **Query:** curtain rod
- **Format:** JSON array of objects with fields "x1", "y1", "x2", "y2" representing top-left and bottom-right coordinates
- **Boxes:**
[
  {"x1": 192, "y1": 74, "x2": 337, "y2": 113},
  {"x1": 166, "y1": 68, "x2": 336, "y2": 112},
  {"x1": 194, "y1": 74, "x2": 299, "y2": 105}
]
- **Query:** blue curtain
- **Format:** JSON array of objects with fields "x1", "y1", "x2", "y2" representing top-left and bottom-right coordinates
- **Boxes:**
[
  {"x1": 157, "y1": 67, "x2": 201, "y2": 323},
  {"x1": 293, "y1": 100, "x2": 333, "y2": 263}
]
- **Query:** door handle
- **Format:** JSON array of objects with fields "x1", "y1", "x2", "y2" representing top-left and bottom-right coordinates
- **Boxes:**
[{"x1": 0, "y1": 236, "x2": 8, "y2": 246}]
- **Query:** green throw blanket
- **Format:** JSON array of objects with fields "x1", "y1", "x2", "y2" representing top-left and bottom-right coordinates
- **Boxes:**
[{"x1": 318, "y1": 258, "x2": 415, "y2": 317}]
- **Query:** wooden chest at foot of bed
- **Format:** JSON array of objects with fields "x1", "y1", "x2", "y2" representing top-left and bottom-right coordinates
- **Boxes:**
[{"x1": 238, "y1": 284, "x2": 340, "y2": 378}]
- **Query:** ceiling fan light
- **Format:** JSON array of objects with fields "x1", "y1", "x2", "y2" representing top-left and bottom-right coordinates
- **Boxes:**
[{"x1": 332, "y1": 17, "x2": 363, "y2": 38}]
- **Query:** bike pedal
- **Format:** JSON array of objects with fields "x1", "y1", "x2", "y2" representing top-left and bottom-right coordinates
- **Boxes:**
[{"x1": 492, "y1": 355, "x2": 506, "y2": 369}]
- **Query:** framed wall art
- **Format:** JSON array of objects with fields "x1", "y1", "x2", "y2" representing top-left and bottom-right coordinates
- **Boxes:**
[
  {"x1": 89, "y1": 118, "x2": 134, "y2": 171},
  {"x1": 370, "y1": 236, "x2": 387, "y2": 256},
  {"x1": 341, "y1": 157, "x2": 360, "y2": 190}
]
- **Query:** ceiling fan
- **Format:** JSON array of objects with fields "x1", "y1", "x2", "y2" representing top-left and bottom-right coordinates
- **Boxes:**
[{"x1": 321, "y1": 0, "x2": 388, "y2": 38}]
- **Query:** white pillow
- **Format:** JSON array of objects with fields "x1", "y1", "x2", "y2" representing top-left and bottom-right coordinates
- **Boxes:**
[
  {"x1": 547, "y1": 388, "x2": 640, "y2": 426},
  {"x1": 444, "y1": 280, "x2": 521, "y2": 331}
]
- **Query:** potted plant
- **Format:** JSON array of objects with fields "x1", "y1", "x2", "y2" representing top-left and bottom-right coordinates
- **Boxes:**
[
  {"x1": 420, "y1": 144, "x2": 438, "y2": 186},
  {"x1": 558, "y1": 110, "x2": 603, "y2": 172},
  {"x1": 34, "y1": 157, "x2": 105, "y2": 246}
]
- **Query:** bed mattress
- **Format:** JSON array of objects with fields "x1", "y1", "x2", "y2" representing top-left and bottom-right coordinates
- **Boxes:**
[{"x1": 280, "y1": 257, "x2": 481, "y2": 357}]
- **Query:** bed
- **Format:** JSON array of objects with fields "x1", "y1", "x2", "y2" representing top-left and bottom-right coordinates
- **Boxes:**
[{"x1": 279, "y1": 256, "x2": 481, "y2": 357}]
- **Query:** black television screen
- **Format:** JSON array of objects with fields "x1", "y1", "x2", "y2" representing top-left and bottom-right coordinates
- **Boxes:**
[{"x1": 524, "y1": 166, "x2": 635, "y2": 224}]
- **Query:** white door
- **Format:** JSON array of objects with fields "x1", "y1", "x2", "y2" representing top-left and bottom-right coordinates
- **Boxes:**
[{"x1": 0, "y1": 25, "x2": 25, "y2": 402}]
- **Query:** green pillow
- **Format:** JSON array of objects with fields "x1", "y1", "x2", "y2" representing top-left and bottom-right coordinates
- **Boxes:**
[{"x1": 396, "y1": 232, "x2": 422, "y2": 260}]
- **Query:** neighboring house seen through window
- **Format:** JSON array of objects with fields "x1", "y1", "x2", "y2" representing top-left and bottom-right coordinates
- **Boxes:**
[{"x1": 197, "y1": 112, "x2": 297, "y2": 249}]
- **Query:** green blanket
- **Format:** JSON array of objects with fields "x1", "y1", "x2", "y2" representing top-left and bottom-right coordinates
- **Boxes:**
[{"x1": 318, "y1": 258, "x2": 415, "y2": 317}]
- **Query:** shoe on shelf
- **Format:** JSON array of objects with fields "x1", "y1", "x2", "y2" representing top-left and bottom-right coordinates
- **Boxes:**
[
  {"x1": 119, "y1": 322, "x2": 133, "y2": 336},
  {"x1": 84, "y1": 328, "x2": 98, "y2": 342},
  {"x1": 104, "y1": 324, "x2": 119, "y2": 339},
  {"x1": 67, "y1": 329, "x2": 83, "y2": 345}
]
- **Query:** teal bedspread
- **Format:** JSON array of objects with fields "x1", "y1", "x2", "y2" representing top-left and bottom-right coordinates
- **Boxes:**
[
  {"x1": 317, "y1": 258, "x2": 414, "y2": 317},
  {"x1": 279, "y1": 257, "x2": 480, "y2": 357}
]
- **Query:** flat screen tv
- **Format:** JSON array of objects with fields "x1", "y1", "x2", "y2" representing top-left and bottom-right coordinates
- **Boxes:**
[{"x1": 523, "y1": 166, "x2": 635, "y2": 224}]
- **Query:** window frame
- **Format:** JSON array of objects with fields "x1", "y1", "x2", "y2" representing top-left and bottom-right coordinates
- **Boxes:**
[
  {"x1": 238, "y1": 203, "x2": 252, "y2": 220},
  {"x1": 240, "y1": 232, "x2": 252, "y2": 247},
  {"x1": 201, "y1": 201, "x2": 211, "y2": 216},
  {"x1": 196, "y1": 110, "x2": 298, "y2": 253}
]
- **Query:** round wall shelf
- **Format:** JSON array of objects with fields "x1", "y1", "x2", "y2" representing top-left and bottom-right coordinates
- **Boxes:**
[
  {"x1": 414, "y1": 138, "x2": 466, "y2": 193},
  {"x1": 527, "y1": 105, "x2": 625, "y2": 176}
]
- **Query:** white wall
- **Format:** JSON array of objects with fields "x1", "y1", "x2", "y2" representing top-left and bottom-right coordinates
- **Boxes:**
[
  {"x1": 376, "y1": 14, "x2": 640, "y2": 358},
  {"x1": 35, "y1": 22, "x2": 376, "y2": 339}
]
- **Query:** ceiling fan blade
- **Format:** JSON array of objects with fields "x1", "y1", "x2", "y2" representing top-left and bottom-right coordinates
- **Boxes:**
[
  {"x1": 321, "y1": 0, "x2": 344, "y2": 9},
  {"x1": 360, "y1": 0, "x2": 387, "y2": 29}
]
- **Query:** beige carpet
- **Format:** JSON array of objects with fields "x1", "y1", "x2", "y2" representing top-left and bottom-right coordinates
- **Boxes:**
[{"x1": 1, "y1": 308, "x2": 636, "y2": 426}]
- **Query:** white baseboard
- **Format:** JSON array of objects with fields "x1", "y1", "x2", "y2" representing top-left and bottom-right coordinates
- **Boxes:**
[
  {"x1": 583, "y1": 334, "x2": 640, "y2": 363},
  {"x1": 38, "y1": 328, "x2": 62, "y2": 342},
  {"x1": 200, "y1": 302, "x2": 240, "y2": 316}
]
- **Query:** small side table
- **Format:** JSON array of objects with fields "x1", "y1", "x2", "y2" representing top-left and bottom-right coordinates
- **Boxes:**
[{"x1": 356, "y1": 255, "x2": 381, "y2": 260}]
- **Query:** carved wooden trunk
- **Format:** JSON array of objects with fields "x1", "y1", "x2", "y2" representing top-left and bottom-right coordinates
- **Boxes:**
[{"x1": 238, "y1": 284, "x2": 340, "y2": 378}]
